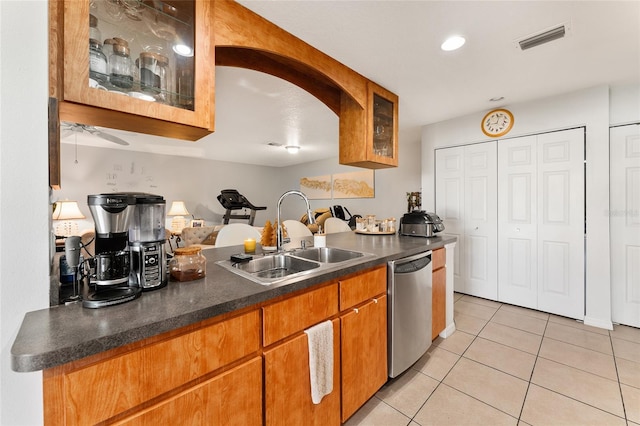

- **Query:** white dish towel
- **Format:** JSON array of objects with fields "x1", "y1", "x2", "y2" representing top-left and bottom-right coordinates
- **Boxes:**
[{"x1": 304, "y1": 320, "x2": 334, "y2": 404}]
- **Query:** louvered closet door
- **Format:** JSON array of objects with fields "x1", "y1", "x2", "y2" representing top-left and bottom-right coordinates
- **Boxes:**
[
  {"x1": 610, "y1": 124, "x2": 640, "y2": 327},
  {"x1": 435, "y1": 147, "x2": 465, "y2": 293},
  {"x1": 498, "y1": 135, "x2": 538, "y2": 309},
  {"x1": 536, "y1": 128, "x2": 585, "y2": 319},
  {"x1": 464, "y1": 141, "x2": 498, "y2": 300}
]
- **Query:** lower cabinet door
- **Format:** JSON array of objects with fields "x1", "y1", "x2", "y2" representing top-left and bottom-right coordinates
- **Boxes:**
[
  {"x1": 341, "y1": 295, "x2": 388, "y2": 422},
  {"x1": 116, "y1": 357, "x2": 263, "y2": 426},
  {"x1": 264, "y1": 319, "x2": 341, "y2": 426},
  {"x1": 432, "y1": 266, "x2": 446, "y2": 339}
]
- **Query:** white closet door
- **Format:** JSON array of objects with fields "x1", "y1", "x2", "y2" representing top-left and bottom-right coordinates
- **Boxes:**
[
  {"x1": 464, "y1": 141, "x2": 498, "y2": 300},
  {"x1": 537, "y1": 128, "x2": 585, "y2": 319},
  {"x1": 611, "y1": 124, "x2": 640, "y2": 327},
  {"x1": 498, "y1": 135, "x2": 538, "y2": 309},
  {"x1": 435, "y1": 147, "x2": 465, "y2": 292}
]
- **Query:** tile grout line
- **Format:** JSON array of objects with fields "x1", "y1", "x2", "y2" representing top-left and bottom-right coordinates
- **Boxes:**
[
  {"x1": 411, "y1": 299, "x2": 524, "y2": 424},
  {"x1": 403, "y1": 297, "x2": 502, "y2": 425},
  {"x1": 515, "y1": 310, "x2": 550, "y2": 422},
  {"x1": 609, "y1": 326, "x2": 630, "y2": 423}
]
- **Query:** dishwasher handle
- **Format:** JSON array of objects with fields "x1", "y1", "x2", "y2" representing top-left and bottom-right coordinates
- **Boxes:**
[{"x1": 390, "y1": 250, "x2": 432, "y2": 274}]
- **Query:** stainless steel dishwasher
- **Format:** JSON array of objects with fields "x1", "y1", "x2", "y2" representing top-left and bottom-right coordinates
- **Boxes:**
[{"x1": 387, "y1": 250, "x2": 433, "y2": 378}]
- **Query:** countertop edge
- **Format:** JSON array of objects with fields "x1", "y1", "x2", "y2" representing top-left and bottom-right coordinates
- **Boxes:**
[{"x1": 11, "y1": 233, "x2": 456, "y2": 372}]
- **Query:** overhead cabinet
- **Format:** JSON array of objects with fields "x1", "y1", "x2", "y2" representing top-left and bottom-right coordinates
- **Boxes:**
[
  {"x1": 435, "y1": 128, "x2": 585, "y2": 319},
  {"x1": 50, "y1": 0, "x2": 215, "y2": 141},
  {"x1": 340, "y1": 82, "x2": 399, "y2": 168}
]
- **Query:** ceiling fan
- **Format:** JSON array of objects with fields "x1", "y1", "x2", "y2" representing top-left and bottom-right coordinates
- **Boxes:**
[{"x1": 60, "y1": 122, "x2": 130, "y2": 146}]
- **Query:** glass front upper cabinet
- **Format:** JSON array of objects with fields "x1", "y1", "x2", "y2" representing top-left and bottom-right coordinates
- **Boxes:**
[
  {"x1": 368, "y1": 82, "x2": 398, "y2": 167},
  {"x1": 55, "y1": 0, "x2": 214, "y2": 139}
]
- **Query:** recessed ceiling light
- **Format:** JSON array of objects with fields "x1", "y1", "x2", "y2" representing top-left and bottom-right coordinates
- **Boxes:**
[
  {"x1": 284, "y1": 145, "x2": 300, "y2": 154},
  {"x1": 441, "y1": 36, "x2": 466, "y2": 51}
]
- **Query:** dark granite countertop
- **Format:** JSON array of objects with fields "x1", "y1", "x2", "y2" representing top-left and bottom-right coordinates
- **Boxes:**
[{"x1": 11, "y1": 232, "x2": 456, "y2": 372}]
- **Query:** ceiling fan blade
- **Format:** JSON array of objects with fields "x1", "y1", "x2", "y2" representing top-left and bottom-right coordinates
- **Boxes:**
[
  {"x1": 60, "y1": 129, "x2": 74, "y2": 139},
  {"x1": 93, "y1": 130, "x2": 130, "y2": 146},
  {"x1": 83, "y1": 125, "x2": 130, "y2": 146}
]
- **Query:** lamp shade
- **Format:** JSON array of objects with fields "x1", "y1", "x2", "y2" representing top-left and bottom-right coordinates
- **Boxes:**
[
  {"x1": 167, "y1": 201, "x2": 190, "y2": 216},
  {"x1": 52, "y1": 201, "x2": 86, "y2": 220}
]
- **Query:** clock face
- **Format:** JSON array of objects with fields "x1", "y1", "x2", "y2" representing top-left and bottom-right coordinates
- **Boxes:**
[{"x1": 481, "y1": 109, "x2": 514, "y2": 137}]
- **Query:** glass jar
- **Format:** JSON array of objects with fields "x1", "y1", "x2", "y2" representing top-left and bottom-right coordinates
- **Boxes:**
[
  {"x1": 169, "y1": 246, "x2": 206, "y2": 282},
  {"x1": 387, "y1": 217, "x2": 397, "y2": 233},
  {"x1": 102, "y1": 38, "x2": 116, "y2": 68},
  {"x1": 139, "y1": 52, "x2": 170, "y2": 102},
  {"x1": 139, "y1": 52, "x2": 162, "y2": 93},
  {"x1": 89, "y1": 14, "x2": 102, "y2": 45},
  {"x1": 109, "y1": 43, "x2": 133, "y2": 89},
  {"x1": 89, "y1": 39, "x2": 108, "y2": 83}
]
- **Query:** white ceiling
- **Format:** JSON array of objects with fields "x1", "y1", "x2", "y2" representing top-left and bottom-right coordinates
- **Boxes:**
[{"x1": 63, "y1": 1, "x2": 640, "y2": 167}]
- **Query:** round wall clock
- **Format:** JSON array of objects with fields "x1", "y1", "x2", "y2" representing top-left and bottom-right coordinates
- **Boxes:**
[{"x1": 481, "y1": 108, "x2": 514, "y2": 138}]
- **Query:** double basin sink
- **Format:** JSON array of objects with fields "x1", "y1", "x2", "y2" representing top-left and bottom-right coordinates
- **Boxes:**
[{"x1": 216, "y1": 247, "x2": 370, "y2": 285}]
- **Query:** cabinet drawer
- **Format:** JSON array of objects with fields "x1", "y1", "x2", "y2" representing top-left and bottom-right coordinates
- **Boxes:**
[
  {"x1": 263, "y1": 283, "x2": 338, "y2": 346},
  {"x1": 339, "y1": 265, "x2": 386, "y2": 311},
  {"x1": 116, "y1": 357, "x2": 263, "y2": 426},
  {"x1": 61, "y1": 310, "x2": 260, "y2": 425},
  {"x1": 433, "y1": 247, "x2": 446, "y2": 270}
]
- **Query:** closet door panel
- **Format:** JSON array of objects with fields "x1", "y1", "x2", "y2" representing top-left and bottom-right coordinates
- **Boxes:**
[
  {"x1": 498, "y1": 136, "x2": 537, "y2": 308},
  {"x1": 537, "y1": 128, "x2": 585, "y2": 319},
  {"x1": 436, "y1": 147, "x2": 465, "y2": 293},
  {"x1": 611, "y1": 124, "x2": 640, "y2": 327},
  {"x1": 464, "y1": 142, "x2": 498, "y2": 300}
]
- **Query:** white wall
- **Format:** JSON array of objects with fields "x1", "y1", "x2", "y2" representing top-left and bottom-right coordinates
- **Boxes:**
[
  {"x1": 56, "y1": 144, "x2": 282, "y2": 230},
  {"x1": 58, "y1": 137, "x2": 422, "y2": 233},
  {"x1": 422, "y1": 84, "x2": 640, "y2": 329},
  {"x1": 279, "y1": 137, "x2": 422, "y2": 223},
  {"x1": 610, "y1": 83, "x2": 640, "y2": 126},
  {"x1": 0, "y1": 1, "x2": 49, "y2": 424}
]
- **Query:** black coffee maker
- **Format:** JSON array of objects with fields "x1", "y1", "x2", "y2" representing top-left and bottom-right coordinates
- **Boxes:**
[
  {"x1": 84, "y1": 193, "x2": 140, "y2": 308},
  {"x1": 84, "y1": 193, "x2": 169, "y2": 308}
]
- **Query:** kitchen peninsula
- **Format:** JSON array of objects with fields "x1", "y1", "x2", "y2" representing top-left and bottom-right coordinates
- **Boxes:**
[{"x1": 12, "y1": 232, "x2": 456, "y2": 425}]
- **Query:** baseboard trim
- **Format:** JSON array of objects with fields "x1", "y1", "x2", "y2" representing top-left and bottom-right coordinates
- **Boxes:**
[{"x1": 439, "y1": 322, "x2": 457, "y2": 339}]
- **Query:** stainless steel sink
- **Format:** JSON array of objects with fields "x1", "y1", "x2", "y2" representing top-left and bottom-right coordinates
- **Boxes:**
[
  {"x1": 289, "y1": 247, "x2": 365, "y2": 263},
  {"x1": 217, "y1": 254, "x2": 321, "y2": 285}
]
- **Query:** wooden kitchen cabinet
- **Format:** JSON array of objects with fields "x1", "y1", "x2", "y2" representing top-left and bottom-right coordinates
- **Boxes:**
[
  {"x1": 43, "y1": 309, "x2": 260, "y2": 425},
  {"x1": 339, "y1": 265, "x2": 388, "y2": 422},
  {"x1": 340, "y1": 82, "x2": 398, "y2": 169},
  {"x1": 262, "y1": 282, "x2": 341, "y2": 426},
  {"x1": 264, "y1": 319, "x2": 341, "y2": 426},
  {"x1": 50, "y1": 0, "x2": 214, "y2": 141},
  {"x1": 432, "y1": 248, "x2": 446, "y2": 339},
  {"x1": 262, "y1": 282, "x2": 340, "y2": 426},
  {"x1": 115, "y1": 357, "x2": 263, "y2": 425}
]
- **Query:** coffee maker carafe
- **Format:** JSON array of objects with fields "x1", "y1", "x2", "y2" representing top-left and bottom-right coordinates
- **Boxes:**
[{"x1": 85, "y1": 193, "x2": 141, "y2": 308}]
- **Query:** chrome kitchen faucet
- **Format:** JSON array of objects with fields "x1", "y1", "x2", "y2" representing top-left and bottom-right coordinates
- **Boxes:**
[{"x1": 276, "y1": 190, "x2": 315, "y2": 252}]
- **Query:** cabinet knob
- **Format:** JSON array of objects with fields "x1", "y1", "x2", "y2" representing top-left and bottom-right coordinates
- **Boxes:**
[
  {"x1": 354, "y1": 308, "x2": 359, "y2": 314},
  {"x1": 372, "y1": 298, "x2": 378, "y2": 304}
]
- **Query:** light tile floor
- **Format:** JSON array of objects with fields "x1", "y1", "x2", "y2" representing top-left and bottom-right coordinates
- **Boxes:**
[{"x1": 345, "y1": 293, "x2": 640, "y2": 426}]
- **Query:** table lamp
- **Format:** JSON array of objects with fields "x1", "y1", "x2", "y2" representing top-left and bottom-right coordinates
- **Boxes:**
[
  {"x1": 168, "y1": 201, "x2": 190, "y2": 234},
  {"x1": 52, "y1": 200, "x2": 86, "y2": 237}
]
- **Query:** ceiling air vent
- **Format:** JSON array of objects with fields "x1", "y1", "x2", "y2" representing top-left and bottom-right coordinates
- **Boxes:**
[{"x1": 517, "y1": 24, "x2": 567, "y2": 50}]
